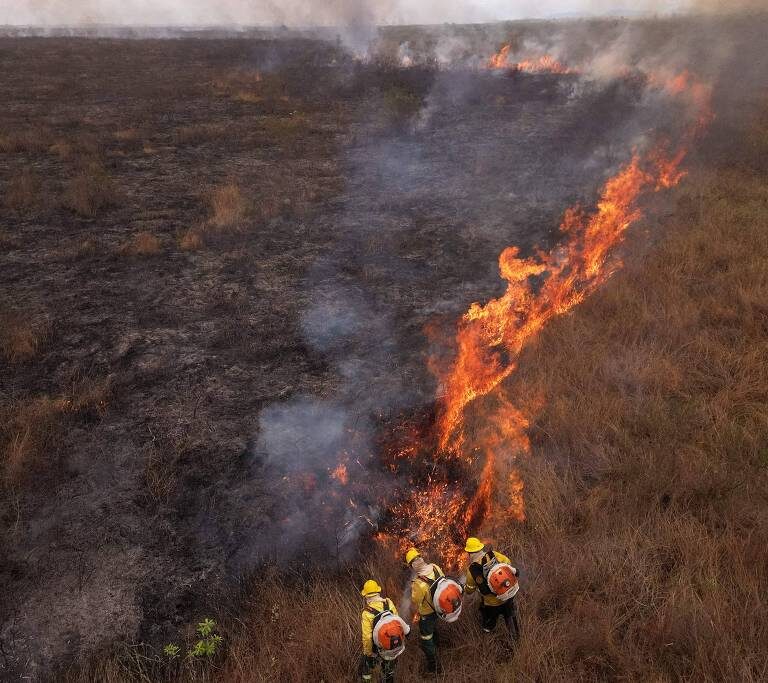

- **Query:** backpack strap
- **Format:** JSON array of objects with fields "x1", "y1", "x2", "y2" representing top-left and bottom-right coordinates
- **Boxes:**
[
  {"x1": 483, "y1": 547, "x2": 498, "y2": 568},
  {"x1": 416, "y1": 569, "x2": 443, "y2": 607},
  {"x1": 469, "y1": 561, "x2": 493, "y2": 595}
]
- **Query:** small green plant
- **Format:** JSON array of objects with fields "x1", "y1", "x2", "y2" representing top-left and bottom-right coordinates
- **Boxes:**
[
  {"x1": 190, "y1": 618, "x2": 223, "y2": 658},
  {"x1": 163, "y1": 643, "x2": 181, "y2": 659}
]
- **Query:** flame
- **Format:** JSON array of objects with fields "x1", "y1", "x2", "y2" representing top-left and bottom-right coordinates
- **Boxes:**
[
  {"x1": 488, "y1": 44, "x2": 512, "y2": 69},
  {"x1": 377, "y1": 67, "x2": 713, "y2": 565},
  {"x1": 648, "y1": 69, "x2": 715, "y2": 133},
  {"x1": 487, "y1": 45, "x2": 576, "y2": 74},
  {"x1": 331, "y1": 462, "x2": 349, "y2": 486}
]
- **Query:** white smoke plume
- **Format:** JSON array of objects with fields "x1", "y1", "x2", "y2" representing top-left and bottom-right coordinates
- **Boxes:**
[{"x1": 4, "y1": 1, "x2": 764, "y2": 28}]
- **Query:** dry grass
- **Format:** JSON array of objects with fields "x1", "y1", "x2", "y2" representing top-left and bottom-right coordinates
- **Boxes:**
[
  {"x1": 0, "y1": 309, "x2": 50, "y2": 363},
  {"x1": 119, "y1": 231, "x2": 163, "y2": 257},
  {"x1": 1, "y1": 377, "x2": 110, "y2": 485},
  {"x1": 207, "y1": 182, "x2": 248, "y2": 230},
  {"x1": 3, "y1": 167, "x2": 43, "y2": 212},
  {"x1": 63, "y1": 160, "x2": 117, "y2": 217},
  {"x1": 179, "y1": 228, "x2": 204, "y2": 251}
]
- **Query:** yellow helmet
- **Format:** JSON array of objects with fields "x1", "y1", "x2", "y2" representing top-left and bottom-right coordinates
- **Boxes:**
[
  {"x1": 405, "y1": 548, "x2": 421, "y2": 565},
  {"x1": 360, "y1": 579, "x2": 382, "y2": 597},
  {"x1": 464, "y1": 537, "x2": 485, "y2": 553}
]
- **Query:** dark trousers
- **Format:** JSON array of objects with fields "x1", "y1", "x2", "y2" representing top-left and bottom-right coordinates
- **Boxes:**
[
  {"x1": 418, "y1": 611, "x2": 438, "y2": 670},
  {"x1": 480, "y1": 597, "x2": 521, "y2": 641},
  {"x1": 359, "y1": 654, "x2": 395, "y2": 682}
]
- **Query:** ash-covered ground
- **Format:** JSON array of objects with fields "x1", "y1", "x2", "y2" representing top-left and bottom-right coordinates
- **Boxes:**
[{"x1": 1, "y1": 15, "x2": 765, "y2": 679}]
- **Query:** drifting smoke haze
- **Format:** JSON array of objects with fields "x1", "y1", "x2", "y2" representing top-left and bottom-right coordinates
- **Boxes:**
[{"x1": 3, "y1": 1, "x2": 766, "y2": 27}]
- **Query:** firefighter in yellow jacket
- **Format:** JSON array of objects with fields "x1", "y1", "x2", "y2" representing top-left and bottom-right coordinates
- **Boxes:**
[
  {"x1": 463, "y1": 537, "x2": 521, "y2": 642},
  {"x1": 359, "y1": 579, "x2": 409, "y2": 682},
  {"x1": 406, "y1": 548, "x2": 444, "y2": 674}
]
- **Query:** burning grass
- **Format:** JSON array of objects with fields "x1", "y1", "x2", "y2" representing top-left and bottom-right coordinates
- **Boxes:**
[{"x1": 215, "y1": 134, "x2": 768, "y2": 683}]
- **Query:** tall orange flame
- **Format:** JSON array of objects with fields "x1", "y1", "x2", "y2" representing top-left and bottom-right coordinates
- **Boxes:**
[
  {"x1": 376, "y1": 67, "x2": 713, "y2": 567},
  {"x1": 487, "y1": 45, "x2": 576, "y2": 74}
]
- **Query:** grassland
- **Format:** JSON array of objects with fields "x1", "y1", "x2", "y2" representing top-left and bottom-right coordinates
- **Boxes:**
[{"x1": 2, "y1": 16, "x2": 768, "y2": 683}]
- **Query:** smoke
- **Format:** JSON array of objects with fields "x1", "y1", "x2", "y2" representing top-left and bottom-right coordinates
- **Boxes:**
[{"x1": 4, "y1": 1, "x2": 765, "y2": 28}]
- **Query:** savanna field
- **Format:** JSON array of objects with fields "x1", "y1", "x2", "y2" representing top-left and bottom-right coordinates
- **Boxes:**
[{"x1": 1, "y1": 14, "x2": 768, "y2": 683}]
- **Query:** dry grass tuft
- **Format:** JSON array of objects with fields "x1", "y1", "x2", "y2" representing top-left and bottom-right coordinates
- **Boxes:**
[
  {"x1": 63, "y1": 160, "x2": 117, "y2": 217},
  {"x1": 119, "y1": 231, "x2": 163, "y2": 257},
  {"x1": 1, "y1": 377, "x2": 110, "y2": 485},
  {"x1": 179, "y1": 228, "x2": 204, "y2": 251},
  {"x1": 3, "y1": 168, "x2": 43, "y2": 212},
  {"x1": 0, "y1": 309, "x2": 50, "y2": 363},
  {"x1": 208, "y1": 182, "x2": 248, "y2": 230}
]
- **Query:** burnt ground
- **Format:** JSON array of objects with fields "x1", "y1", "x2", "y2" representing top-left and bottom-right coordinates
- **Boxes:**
[{"x1": 0, "y1": 17, "x2": 764, "y2": 680}]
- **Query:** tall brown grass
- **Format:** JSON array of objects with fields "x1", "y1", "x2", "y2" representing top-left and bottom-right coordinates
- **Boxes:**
[{"x1": 207, "y1": 182, "x2": 248, "y2": 230}]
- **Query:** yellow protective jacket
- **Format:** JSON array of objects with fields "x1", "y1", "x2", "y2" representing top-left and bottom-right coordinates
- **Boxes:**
[
  {"x1": 465, "y1": 550, "x2": 514, "y2": 607},
  {"x1": 410, "y1": 564, "x2": 445, "y2": 616},
  {"x1": 361, "y1": 597, "x2": 398, "y2": 656}
]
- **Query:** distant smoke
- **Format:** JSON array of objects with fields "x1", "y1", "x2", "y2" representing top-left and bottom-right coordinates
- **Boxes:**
[{"x1": 4, "y1": 1, "x2": 765, "y2": 29}]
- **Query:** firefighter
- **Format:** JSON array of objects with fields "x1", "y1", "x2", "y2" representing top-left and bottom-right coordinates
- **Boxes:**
[
  {"x1": 463, "y1": 537, "x2": 521, "y2": 643},
  {"x1": 406, "y1": 547, "x2": 453, "y2": 674},
  {"x1": 359, "y1": 579, "x2": 409, "y2": 682}
]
